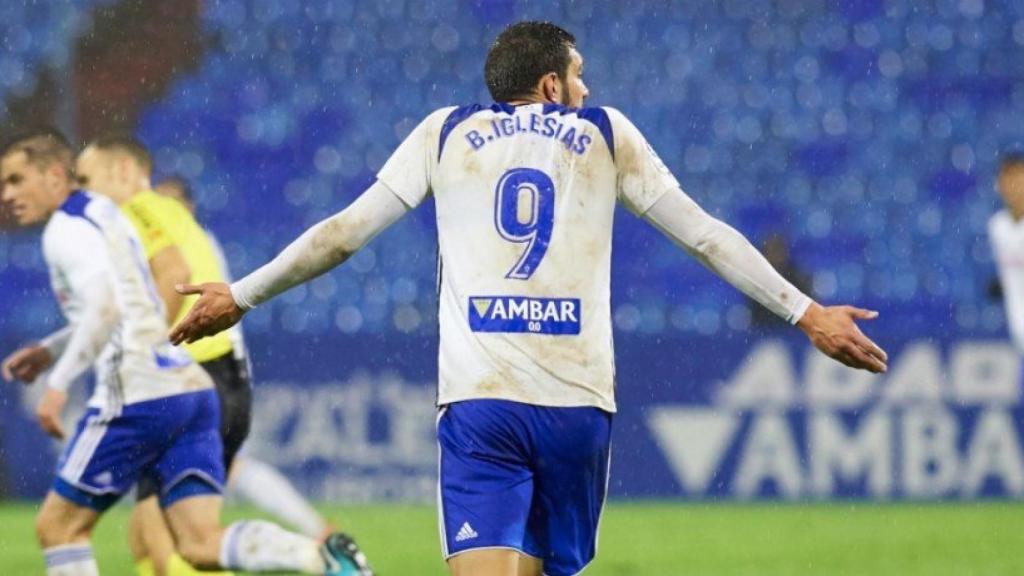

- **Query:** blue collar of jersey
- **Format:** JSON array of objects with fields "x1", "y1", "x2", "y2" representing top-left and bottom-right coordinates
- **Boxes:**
[
  {"x1": 490, "y1": 102, "x2": 578, "y2": 115},
  {"x1": 59, "y1": 189, "x2": 91, "y2": 214}
]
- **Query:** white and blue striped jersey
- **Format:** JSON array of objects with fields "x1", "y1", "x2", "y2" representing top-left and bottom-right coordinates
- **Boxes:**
[
  {"x1": 378, "y1": 103, "x2": 678, "y2": 412},
  {"x1": 42, "y1": 190, "x2": 212, "y2": 412},
  {"x1": 990, "y1": 209, "x2": 1024, "y2": 353}
]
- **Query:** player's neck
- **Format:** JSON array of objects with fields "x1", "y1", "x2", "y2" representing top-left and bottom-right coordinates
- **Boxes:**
[
  {"x1": 106, "y1": 188, "x2": 135, "y2": 204},
  {"x1": 504, "y1": 92, "x2": 561, "y2": 107},
  {"x1": 504, "y1": 98, "x2": 543, "y2": 106},
  {"x1": 109, "y1": 186, "x2": 150, "y2": 204},
  {"x1": 43, "y1": 187, "x2": 74, "y2": 219}
]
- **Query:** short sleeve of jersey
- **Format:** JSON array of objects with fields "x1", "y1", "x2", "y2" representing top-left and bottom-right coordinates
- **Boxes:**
[
  {"x1": 121, "y1": 195, "x2": 174, "y2": 259},
  {"x1": 606, "y1": 107, "x2": 681, "y2": 215},
  {"x1": 46, "y1": 217, "x2": 113, "y2": 290},
  {"x1": 376, "y1": 107, "x2": 455, "y2": 208}
]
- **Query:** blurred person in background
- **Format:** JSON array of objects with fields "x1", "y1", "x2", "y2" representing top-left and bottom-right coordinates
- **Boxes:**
[
  {"x1": 74, "y1": 138, "x2": 370, "y2": 576},
  {"x1": 0, "y1": 128, "x2": 365, "y2": 576},
  {"x1": 989, "y1": 154, "x2": 1024, "y2": 358},
  {"x1": 156, "y1": 175, "x2": 335, "y2": 542}
]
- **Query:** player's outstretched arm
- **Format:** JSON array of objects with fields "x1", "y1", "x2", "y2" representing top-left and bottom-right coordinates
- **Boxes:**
[
  {"x1": 607, "y1": 106, "x2": 887, "y2": 373},
  {"x1": 642, "y1": 188, "x2": 887, "y2": 373},
  {"x1": 170, "y1": 180, "x2": 410, "y2": 344}
]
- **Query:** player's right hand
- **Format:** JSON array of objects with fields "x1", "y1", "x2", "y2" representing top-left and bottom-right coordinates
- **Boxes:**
[
  {"x1": 36, "y1": 388, "x2": 67, "y2": 439},
  {"x1": 169, "y1": 282, "x2": 246, "y2": 345},
  {"x1": 1, "y1": 344, "x2": 52, "y2": 384},
  {"x1": 797, "y1": 302, "x2": 888, "y2": 374}
]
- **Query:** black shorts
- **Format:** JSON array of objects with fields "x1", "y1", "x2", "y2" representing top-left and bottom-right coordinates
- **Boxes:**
[{"x1": 136, "y1": 352, "x2": 252, "y2": 501}]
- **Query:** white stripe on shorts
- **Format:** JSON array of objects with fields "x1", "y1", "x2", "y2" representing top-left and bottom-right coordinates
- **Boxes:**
[
  {"x1": 61, "y1": 415, "x2": 107, "y2": 483},
  {"x1": 435, "y1": 406, "x2": 449, "y2": 558}
]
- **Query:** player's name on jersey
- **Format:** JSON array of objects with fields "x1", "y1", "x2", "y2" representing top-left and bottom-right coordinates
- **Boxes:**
[
  {"x1": 469, "y1": 296, "x2": 581, "y2": 335},
  {"x1": 465, "y1": 113, "x2": 593, "y2": 156}
]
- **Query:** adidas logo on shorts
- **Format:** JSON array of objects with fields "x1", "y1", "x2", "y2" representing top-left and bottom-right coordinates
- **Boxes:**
[{"x1": 455, "y1": 522, "x2": 479, "y2": 542}]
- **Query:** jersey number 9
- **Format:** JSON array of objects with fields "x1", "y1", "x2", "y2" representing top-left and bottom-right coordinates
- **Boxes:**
[{"x1": 493, "y1": 168, "x2": 555, "y2": 280}]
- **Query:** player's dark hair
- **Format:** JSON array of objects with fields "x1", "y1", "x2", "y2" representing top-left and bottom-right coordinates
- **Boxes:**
[
  {"x1": 999, "y1": 153, "x2": 1024, "y2": 173},
  {"x1": 158, "y1": 175, "x2": 193, "y2": 203},
  {"x1": 484, "y1": 21, "x2": 576, "y2": 102},
  {"x1": 0, "y1": 127, "x2": 74, "y2": 178},
  {"x1": 88, "y1": 133, "x2": 153, "y2": 176}
]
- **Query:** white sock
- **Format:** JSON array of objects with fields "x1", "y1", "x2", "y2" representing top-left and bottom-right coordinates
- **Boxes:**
[
  {"x1": 231, "y1": 457, "x2": 328, "y2": 538},
  {"x1": 219, "y1": 520, "x2": 323, "y2": 574},
  {"x1": 43, "y1": 544, "x2": 99, "y2": 576}
]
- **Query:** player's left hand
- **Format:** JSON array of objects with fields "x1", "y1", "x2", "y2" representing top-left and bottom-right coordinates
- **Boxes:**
[
  {"x1": 36, "y1": 388, "x2": 67, "y2": 439},
  {"x1": 2, "y1": 344, "x2": 53, "y2": 384},
  {"x1": 797, "y1": 302, "x2": 888, "y2": 374},
  {"x1": 169, "y1": 282, "x2": 246, "y2": 345}
]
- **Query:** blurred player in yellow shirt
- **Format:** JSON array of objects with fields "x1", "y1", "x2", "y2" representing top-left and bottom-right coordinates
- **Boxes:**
[
  {"x1": 76, "y1": 136, "x2": 240, "y2": 576},
  {"x1": 78, "y1": 142, "x2": 234, "y2": 362},
  {"x1": 156, "y1": 176, "x2": 335, "y2": 542},
  {"x1": 76, "y1": 137, "x2": 365, "y2": 576}
]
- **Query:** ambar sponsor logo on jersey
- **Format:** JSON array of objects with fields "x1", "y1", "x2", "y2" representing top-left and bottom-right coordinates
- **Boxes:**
[{"x1": 468, "y1": 296, "x2": 581, "y2": 335}]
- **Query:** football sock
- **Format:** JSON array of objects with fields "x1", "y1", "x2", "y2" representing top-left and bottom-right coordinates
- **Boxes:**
[
  {"x1": 218, "y1": 520, "x2": 323, "y2": 574},
  {"x1": 231, "y1": 458, "x2": 328, "y2": 538},
  {"x1": 166, "y1": 552, "x2": 234, "y2": 576},
  {"x1": 135, "y1": 557, "x2": 154, "y2": 576},
  {"x1": 44, "y1": 544, "x2": 99, "y2": 576}
]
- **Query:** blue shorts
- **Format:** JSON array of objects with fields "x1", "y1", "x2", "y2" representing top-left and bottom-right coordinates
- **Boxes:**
[
  {"x1": 437, "y1": 399, "x2": 612, "y2": 576},
  {"x1": 53, "y1": 389, "x2": 224, "y2": 511}
]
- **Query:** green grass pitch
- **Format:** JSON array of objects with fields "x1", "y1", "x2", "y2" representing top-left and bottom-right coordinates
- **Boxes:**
[{"x1": 0, "y1": 502, "x2": 1021, "y2": 575}]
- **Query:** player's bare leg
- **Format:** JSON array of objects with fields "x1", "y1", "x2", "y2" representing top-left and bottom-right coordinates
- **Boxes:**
[
  {"x1": 35, "y1": 491, "x2": 100, "y2": 575},
  {"x1": 129, "y1": 496, "x2": 174, "y2": 576},
  {"x1": 130, "y1": 495, "x2": 229, "y2": 576},
  {"x1": 162, "y1": 493, "x2": 370, "y2": 574},
  {"x1": 127, "y1": 515, "x2": 150, "y2": 573},
  {"x1": 448, "y1": 549, "x2": 541, "y2": 576},
  {"x1": 517, "y1": 554, "x2": 543, "y2": 576},
  {"x1": 162, "y1": 495, "x2": 230, "y2": 570},
  {"x1": 36, "y1": 491, "x2": 98, "y2": 547}
]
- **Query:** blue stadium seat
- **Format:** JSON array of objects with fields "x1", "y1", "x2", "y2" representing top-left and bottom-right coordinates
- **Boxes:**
[
  {"x1": 4, "y1": 0, "x2": 1023, "y2": 340},
  {"x1": 130, "y1": 0, "x2": 1024, "y2": 337}
]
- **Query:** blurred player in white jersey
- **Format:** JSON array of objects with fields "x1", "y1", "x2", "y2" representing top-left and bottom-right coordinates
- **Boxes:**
[
  {"x1": 0, "y1": 129, "x2": 370, "y2": 576},
  {"x1": 156, "y1": 176, "x2": 335, "y2": 541},
  {"x1": 990, "y1": 155, "x2": 1024, "y2": 355},
  {"x1": 170, "y1": 22, "x2": 888, "y2": 576},
  {"x1": 74, "y1": 135, "x2": 360, "y2": 576}
]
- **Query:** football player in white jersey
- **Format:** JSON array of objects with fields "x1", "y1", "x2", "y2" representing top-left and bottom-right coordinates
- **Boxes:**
[
  {"x1": 990, "y1": 155, "x2": 1024, "y2": 353},
  {"x1": 170, "y1": 22, "x2": 888, "y2": 576},
  {"x1": 0, "y1": 130, "x2": 369, "y2": 576}
]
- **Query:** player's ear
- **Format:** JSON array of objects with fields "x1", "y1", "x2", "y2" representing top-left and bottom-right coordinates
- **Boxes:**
[
  {"x1": 43, "y1": 162, "x2": 65, "y2": 192},
  {"x1": 118, "y1": 156, "x2": 133, "y2": 181},
  {"x1": 540, "y1": 72, "x2": 561, "y2": 104}
]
